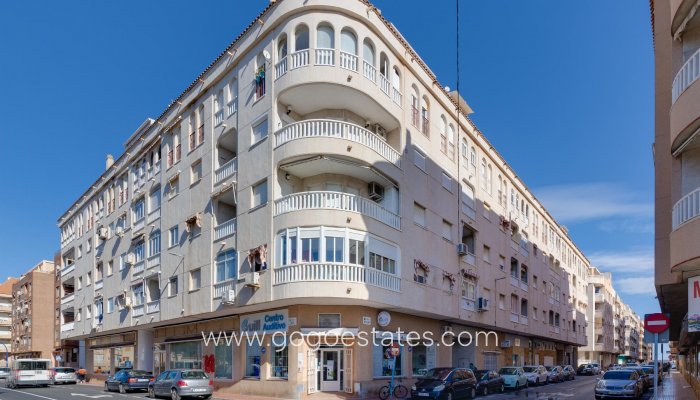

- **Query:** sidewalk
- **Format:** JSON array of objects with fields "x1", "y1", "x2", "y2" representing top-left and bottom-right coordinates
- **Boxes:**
[{"x1": 655, "y1": 370, "x2": 698, "y2": 400}]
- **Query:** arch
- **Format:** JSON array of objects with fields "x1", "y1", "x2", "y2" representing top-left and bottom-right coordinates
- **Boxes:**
[
  {"x1": 392, "y1": 66, "x2": 401, "y2": 89},
  {"x1": 340, "y1": 28, "x2": 358, "y2": 55},
  {"x1": 316, "y1": 23, "x2": 335, "y2": 48},
  {"x1": 294, "y1": 24, "x2": 309, "y2": 51},
  {"x1": 363, "y1": 38, "x2": 375, "y2": 64},
  {"x1": 379, "y1": 52, "x2": 389, "y2": 77},
  {"x1": 277, "y1": 33, "x2": 288, "y2": 59},
  {"x1": 410, "y1": 85, "x2": 420, "y2": 126}
]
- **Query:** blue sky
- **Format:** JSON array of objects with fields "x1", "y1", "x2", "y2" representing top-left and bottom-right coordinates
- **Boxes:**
[{"x1": 0, "y1": 1, "x2": 656, "y2": 317}]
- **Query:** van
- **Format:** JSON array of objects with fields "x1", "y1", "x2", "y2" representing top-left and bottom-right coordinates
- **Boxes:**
[{"x1": 7, "y1": 359, "x2": 52, "y2": 388}]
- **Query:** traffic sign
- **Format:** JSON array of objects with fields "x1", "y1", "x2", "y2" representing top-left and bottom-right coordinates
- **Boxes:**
[
  {"x1": 390, "y1": 343, "x2": 400, "y2": 357},
  {"x1": 644, "y1": 313, "x2": 670, "y2": 334}
]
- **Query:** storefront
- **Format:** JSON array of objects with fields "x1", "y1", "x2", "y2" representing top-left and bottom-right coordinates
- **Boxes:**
[{"x1": 87, "y1": 332, "x2": 136, "y2": 377}]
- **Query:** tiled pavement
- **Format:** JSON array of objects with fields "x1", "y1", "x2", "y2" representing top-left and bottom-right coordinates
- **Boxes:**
[{"x1": 653, "y1": 371, "x2": 698, "y2": 400}]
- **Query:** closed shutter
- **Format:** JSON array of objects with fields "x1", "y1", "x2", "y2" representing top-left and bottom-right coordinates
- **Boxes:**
[
  {"x1": 343, "y1": 348, "x2": 353, "y2": 393},
  {"x1": 307, "y1": 350, "x2": 318, "y2": 394},
  {"x1": 483, "y1": 353, "x2": 498, "y2": 371}
]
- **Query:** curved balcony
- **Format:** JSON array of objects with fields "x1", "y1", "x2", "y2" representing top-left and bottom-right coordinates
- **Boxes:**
[
  {"x1": 673, "y1": 187, "x2": 700, "y2": 229},
  {"x1": 274, "y1": 263, "x2": 400, "y2": 292},
  {"x1": 274, "y1": 191, "x2": 400, "y2": 230},
  {"x1": 671, "y1": 189, "x2": 700, "y2": 270},
  {"x1": 274, "y1": 119, "x2": 401, "y2": 168},
  {"x1": 672, "y1": 48, "x2": 700, "y2": 104}
]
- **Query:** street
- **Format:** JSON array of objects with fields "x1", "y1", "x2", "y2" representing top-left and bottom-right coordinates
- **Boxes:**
[{"x1": 0, "y1": 375, "x2": 666, "y2": 400}]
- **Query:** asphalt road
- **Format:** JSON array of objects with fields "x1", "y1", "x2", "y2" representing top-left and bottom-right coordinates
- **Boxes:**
[{"x1": 0, "y1": 375, "x2": 663, "y2": 400}]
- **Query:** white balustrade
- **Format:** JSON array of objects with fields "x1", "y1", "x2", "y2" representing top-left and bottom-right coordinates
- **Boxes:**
[
  {"x1": 672, "y1": 187, "x2": 700, "y2": 229},
  {"x1": 147, "y1": 208, "x2": 160, "y2": 223},
  {"x1": 132, "y1": 261, "x2": 145, "y2": 275},
  {"x1": 213, "y1": 279, "x2": 236, "y2": 298},
  {"x1": 147, "y1": 254, "x2": 161, "y2": 269},
  {"x1": 132, "y1": 304, "x2": 144, "y2": 317},
  {"x1": 227, "y1": 98, "x2": 238, "y2": 116},
  {"x1": 315, "y1": 48, "x2": 334, "y2": 66},
  {"x1": 392, "y1": 87, "x2": 402, "y2": 106},
  {"x1": 363, "y1": 61, "x2": 376, "y2": 83},
  {"x1": 61, "y1": 294, "x2": 75, "y2": 305},
  {"x1": 94, "y1": 280, "x2": 103, "y2": 290},
  {"x1": 290, "y1": 49, "x2": 309, "y2": 69},
  {"x1": 60, "y1": 322, "x2": 74, "y2": 332},
  {"x1": 146, "y1": 300, "x2": 160, "y2": 314},
  {"x1": 62, "y1": 264, "x2": 75, "y2": 276},
  {"x1": 275, "y1": 191, "x2": 400, "y2": 230},
  {"x1": 274, "y1": 263, "x2": 400, "y2": 292},
  {"x1": 275, "y1": 57, "x2": 288, "y2": 79},
  {"x1": 339, "y1": 51, "x2": 358, "y2": 71},
  {"x1": 672, "y1": 47, "x2": 700, "y2": 103},
  {"x1": 380, "y1": 74, "x2": 390, "y2": 95},
  {"x1": 214, "y1": 109, "x2": 224, "y2": 125},
  {"x1": 274, "y1": 119, "x2": 401, "y2": 167},
  {"x1": 510, "y1": 313, "x2": 519, "y2": 323},
  {"x1": 215, "y1": 157, "x2": 237, "y2": 185},
  {"x1": 214, "y1": 218, "x2": 237, "y2": 241}
]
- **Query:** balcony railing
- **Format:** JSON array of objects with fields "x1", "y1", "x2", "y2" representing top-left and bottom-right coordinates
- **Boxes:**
[
  {"x1": 147, "y1": 208, "x2": 160, "y2": 224},
  {"x1": 275, "y1": 57, "x2": 288, "y2": 79},
  {"x1": 214, "y1": 109, "x2": 224, "y2": 125},
  {"x1": 363, "y1": 61, "x2": 376, "y2": 82},
  {"x1": 146, "y1": 300, "x2": 160, "y2": 314},
  {"x1": 133, "y1": 217, "x2": 145, "y2": 233},
  {"x1": 61, "y1": 294, "x2": 75, "y2": 305},
  {"x1": 274, "y1": 119, "x2": 401, "y2": 167},
  {"x1": 339, "y1": 51, "x2": 358, "y2": 71},
  {"x1": 132, "y1": 304, "x2": 144, "y2": 317},
  {"x1": 214, "y1": 218, "x2": 237, "y2": 241},
  {"x1": 132, "y1": 261, "x2": 145, "y2": 275},
  {"x1": 227, "y1": 98, "x2": 238, "y2": 117},
  {"x1": 672, "y1": 47, "x2": 700, "y2": 103},
  {"x1": 380, "y1": 74, "x2": 390, "y2": 95},
  {"x1": 94, "y1": 280, "x2": 103, "y2": 290},
  {"x1": 274, "y1": 263, "x2": 400, "y2": 292},
  {"x1": 62, "y1": 264, "x2": 75, "y2": 276},
  {"x1": 213, "y1": 279, "x2": 236, "y2": 299},
  {"x1": 290, "y1": 49, "x2": 310, "y2": 69},
  {"x1": 672, "y1": 187, "x2": 700, "y2": 230},
  {"x1": 60, "y1": 322, "x2": 74, "y2": 332},
  {"x1": 392, "y1": 87, "x2": 402, "y2": 106},
  {"x1": 275, "y1": 191, "x2": 400, "y2": 230},
  {"x1": 147, "y1": 254, "x2": 161, "y2": 269},
  {"x1": 215, "y1": 157, "x2": 237, "y2": 185},
  {"x1": 315, "y1": 48, "x2": 334, "y2": 65}
]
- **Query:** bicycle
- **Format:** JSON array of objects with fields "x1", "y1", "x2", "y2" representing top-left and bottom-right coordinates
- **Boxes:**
[{"x1": 379, "y1": 379, "x2": 409, "y2": 400}]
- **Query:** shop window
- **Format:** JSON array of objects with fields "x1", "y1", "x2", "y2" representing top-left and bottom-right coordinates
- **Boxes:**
[
  {"x1": 245, "y1": 341, "x2": 261, "y2": 378},
  {"x1": 214, "y1": 344, "x2": 232, "y2": 379},
  {"x1": 271, "y1": 337, "x2": 288, "y2": 379},
  {"x1": 412, "y1": 344, "x2": 436, "y2": 376},
  {"x1": 170, "y1": 341, "x2": 202, "y2": 369},
  {"x1": 373, "y1": 342, "x2": 403, "y2": 377},
  {"x1": 93, "y1": 348, "x2": 111, "y2": 374}
]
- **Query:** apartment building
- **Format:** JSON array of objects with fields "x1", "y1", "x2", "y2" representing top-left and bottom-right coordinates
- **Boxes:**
[
  {"x1": 0, "y1": 277, "x2": 18, "y2": 367},
  {"x1": 652, "y1": 0, "x2": 700, "y2": 395},
  {"x1": 581, "y1": 267, "x2": 618, "y2": 366},
  {"x1": 53, "y1": 252, "x2": 80, "y2": 368},
  {"x1": 11, "y1": 261, "x2": 56, "y2": 361},
  {"x1": 57, "y1": 0, "x2": 594, "y2": 396}
]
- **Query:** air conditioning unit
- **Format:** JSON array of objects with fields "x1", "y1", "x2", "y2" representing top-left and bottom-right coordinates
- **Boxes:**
[
  {"x1": 245, "y1": 272, "x2": 261, "y2": 288},
  {"x1": 457, "y1": 243, "x2": 469, "y2": 256},
  {"x1": 500, "y1": 340, "x2": 512, "y2": 348},
  {"x1": 220, "y1": 289, "x2": 236, "y2": 305},
  {"x1": 477, "y1": 297, "x2": 489, "y2": 311},
  {"x1": 368, "y1": 182, "x2": 384, "y2": 202},
  {"x1": 126, "y1": 253, "x2": 136, "y2": 265},
  {"x1": 116, "y1": 226, "x2": 124, "y2": 237},
  {"x1": 98, "y1": 227, "x2": 108, "y2": 240},
  {"x1": 372, "y1": 123, "x2": 387, "y2": 140}
]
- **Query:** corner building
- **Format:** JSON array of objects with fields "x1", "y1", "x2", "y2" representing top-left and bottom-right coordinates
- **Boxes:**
[{"x1": 58, "y1": 0, "x2": 592, "y2": 397}]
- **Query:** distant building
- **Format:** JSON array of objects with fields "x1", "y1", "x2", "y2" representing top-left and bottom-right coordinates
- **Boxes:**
[
  {"x1": 53, "y1": 252, "x2": 79, "y2": 367},
  {"x1": 11, "y1": 261, "x2": 56, "y2": 361},
  {"x1": 0, "y1": 277, "x2": 18, "y2": 367}
]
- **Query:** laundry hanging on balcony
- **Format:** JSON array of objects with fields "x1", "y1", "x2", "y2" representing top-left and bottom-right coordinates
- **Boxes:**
[{"x1": 248, "y1": 244, "x2": 268, "y2": 271}]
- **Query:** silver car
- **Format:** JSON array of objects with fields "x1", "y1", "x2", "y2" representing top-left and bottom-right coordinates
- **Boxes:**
[
  {"x1": 0, "y1": 367, "x2": 10, "y2": 380},
  {"x1": 148, "y1": 369, "x2": 213, "y2": 400},
  {"x1": 52, "y1": 367, "x2": 77, "y2": 384},
  {"x1": 595, "y1": 370, "x2": 644, "y2": 399},
  {"x1": 522, "y1": 365, "x2": 549, "y2": 385}
]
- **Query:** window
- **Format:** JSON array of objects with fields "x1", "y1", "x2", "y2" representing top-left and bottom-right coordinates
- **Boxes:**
[
  {"x1": 107, "y1": 261, "x2": 113, "y2": 276},
  {"x1": 295, "y1": 24, "x2": 309, "y2": 51},
  {"x1": 255, "y1": 53, "x2": 266, "y2": 99},
  {"x1": 168, "y1": 277, "x2": 178, "y2": 297},
  {"x1": 301, "y1": 237, "x2": 320, "y2": 262},
  {"x1": 78, "y1": 245, "x2": 82, "y2": 259},
  {"x1": 133, "y1": 198, "x2": 145, "y2": 222},
  {"x1": 414, "y1": 264, "x2": 427, "y2": 284},
  {"x1": 413, "y1": 203, "x2": 426, "y2": 227},
  {"x1": 421, "y1": 97, "x2": 430, "y2": 136},
  {"x1": 461, "y1": 225, "x2": 475, "y2": 255},
  {"x1": 170, "y1": 341, "x2": 202, "y2": 369},
  {"x1": 119, "y1": 253, "x2": 126, "y2": 271},
  {"x1": 480, "y1": 159, "x2": 487, "y2": 190},
  {"x1": 510, "y1": 294, "x2": 519, "y2": 314},
  {"x1": 325, "y1": 236, "x2": 343, "y2": 262},
  {"x1": 499, "y1": 255, "x2": 506, "y2": 271},
  {"x1": 410, "y1": 87, "x2": 419, "y2": 127},
  {"x1": 533, "y1": 306, "x2": 538, "y2": 320},
  {"x1": 189, "y1": 269, "x2": 201, "y2": 291},
  {"x1": 370, "y1": 252, "x2": 396, "y2": 274},
  {"x1": 87, "y1": 271, "x2": 92, "y2": 286},
  {"x1": 413, "y1": 148, "x2": 426, "y2": 172},
  {"x1": 441, "y1": 172, "x2": 452, "y2": 191},
  {"x1": 487, "y1": 164, "x2": 493, "y2": 194},
  {"x1": 510, "y1": 258, "x2": 519, "y2": 278},
  {"x1": 245, "y1": 342, "x2": 261, "y2": 378},
  {"x1": 498, "y1": 294, "x2": 505, "y2": 310},
  {"x1": 78, "y1": 276, "x2": 83, "y2": 290},
  {"x1": 374, "y1": 341, "x2": 403, "y2": 377},
  {"x1": 412, "y1": 344, "x2": 436, "y2": 376},
  {"x1": 86, "y1": 238, "x2": 92, "y2": 253},
  {"x1": 483, "y1": 245, "x2": 491, "y2": 264},
  {"x1": 316, "y1": 23, "x2": 335, "y2": 49},
  {"x1": 214, "y1": 90, "x2": 224, "y2": 125},
  {"x1": 348, "y1": 239, "x2": 365, "y2": 266},
  {"x1": 252, "y1": 180, "x2": 268, "y2": 208},
  {"x1": 520, "y1": 265, "x2": 528, "y2": 283},
  {"x1": 441, "y1": 220, "x2": 452, "y2": 241},
  {"x1": 150, "y1": 187, "x2": 161, "y2": 211},
  {"x1": 168, "y1": 176, "x2": 180, "y2": 199},
  {"x1": 319, "y1": 314, "x2": 341, "y2": 328},
  {"x1": 169, "y1": 225, "x2": 179, "y2": 247},
  {"x1": 86, "y1": 305, "x2": 92, "y2": 319},
  {"x1": 132, "y1": 283, "x2": 144, "y2": 306},
  {"x1": 447, "y1": 124, "x2": 456, "y2": 160},
  {"x1": 134, "y1": 240, "x2": 145, "y2": 263},
  {"x1": 227, "y1": 79, "x2": 238, "y2": 116},
  {"x1": 461, "y1": 278, "x2": 476, "y2": 300},
  {"x1": 216, "y1": 249, "x2": 237, "y2": 282},
  {"x1": 148, "y1": 231, "x2": 161, "y2": 257},
  {"x1": 521, "y1": 299, "x2": 528, "y2": 317},
  {"x1": 190, "y1": 160, "x2": 202, "y2": 185},
  {"x1": 271, "y1": 338, "x2": 288, "y2": 378},
  {"x1": 76, "y1": 308, "x2": 82, "y2": 322},
  {"x1": 214, "y1": 344, "x2": 232, "y2": 379},
  {"x1": 461, "y1": 184, "x2": 476, "y2": 215},
  {"x1": 107, "y1": 297, "x2": 114, "y2": 313}
]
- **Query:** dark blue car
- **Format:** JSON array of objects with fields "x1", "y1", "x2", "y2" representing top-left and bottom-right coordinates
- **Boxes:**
[{"x1": 104, "y1": 369, "x2": 154, "y2": 393}]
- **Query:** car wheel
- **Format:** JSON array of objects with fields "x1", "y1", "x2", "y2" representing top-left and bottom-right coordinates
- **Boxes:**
[
  {"x1": 468, "y1": 387, "x2": 475, "y2": 399},
  {"x1": 149, "y1": 387, "x2": 156, "y2": 398},
  {"x1": 105, "y1": 382, "x2": 110, "y2": 392},
  {"x1": 499, "y1": 384, "x2": 504, "y2": 393},
  {"x1": 481, "y1": 385, "x2": 488, "y2": 396},
  {"x1": 171, "y1": 388, "x2": 180, "y2": 400},
  {"x1": 119, "y1": 383, "x2": 126, "y2": 394},
  {"x1": 525, "y1": 380, "x2": 529, "y2": 388},
  {"x1": 535, "y1": 378, "x2": 539, "y2": 386}
]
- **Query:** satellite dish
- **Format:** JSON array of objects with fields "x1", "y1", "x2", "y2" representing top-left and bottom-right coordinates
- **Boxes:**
[{"x1": 263, "y1": 50, "x2": 271, "y2": 62}]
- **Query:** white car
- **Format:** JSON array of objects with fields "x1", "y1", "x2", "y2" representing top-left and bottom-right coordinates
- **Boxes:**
[
  {"x1": 590, "y1": 363, "x2": 601, "y2": 374},
  {"x1": 6, "y1": 359, "x2": 52, "y2": 388},
  {"x1": 522, "y1": 365, "x2": 549, "y2": 385}
]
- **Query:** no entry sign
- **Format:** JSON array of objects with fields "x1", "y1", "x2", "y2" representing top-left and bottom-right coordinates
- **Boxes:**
[{"x1": 645, "y1": 313, "x2": 670, "y2": 334}]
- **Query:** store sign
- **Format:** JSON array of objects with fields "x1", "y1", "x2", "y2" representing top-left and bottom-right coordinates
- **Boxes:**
[
  {"x1": 240, "y1": 309, "x2": 289, "y2": 334},
  {"x1": 689, "y1": 276, "x2": 700, "y2": 333}
]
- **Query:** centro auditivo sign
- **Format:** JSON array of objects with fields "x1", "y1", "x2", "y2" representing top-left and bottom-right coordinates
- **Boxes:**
[{"x1": 240, "y1": 309, "x2": 289, "y2": 335}]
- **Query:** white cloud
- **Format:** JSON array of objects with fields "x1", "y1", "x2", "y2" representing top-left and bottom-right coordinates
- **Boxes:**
[
  {"x1": 534, "y1": 183, "x2": 652, "y2": 223},
  {"x1": 587, "y1": 248, "x2": 654, "y2": 273},
  {"x1": 614, "y1": 277, "x2": 656, "y2": 296},
  {"x1": 598, "y1": 219, "x2": 654, "y2": 234}
]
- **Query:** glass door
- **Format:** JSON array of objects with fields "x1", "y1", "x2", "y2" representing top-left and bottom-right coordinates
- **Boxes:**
[{"x1": 320, "y1": 349, "x2": 340, "y2": 391}]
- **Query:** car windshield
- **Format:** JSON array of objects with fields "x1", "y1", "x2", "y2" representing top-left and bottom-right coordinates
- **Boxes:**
[
  {"x1": 473, "y1": 370, "x2": 487, "y2": 380},
  {"x1": 0, "y1": 368, "x2": 9, "y2": 372},
  {"x1": 127, "y1": 370, "x2": 150, "y2": 377},
  {"x1": 642, "y1": 367, "x2": 654, "y2": 374},
  {"x1": 422, "y1": 369, "x2": 452, "y2": 380},
  {"x1": 545, "y1": 366, "x2": 556, "y2": 371},
  {"x1": 17, "y1": 361, "x2": 49, "y2": 370},
  {"x1": 603, "y1": 371, "x2": 634, "y2": 380},
  {"x1": 522, "y1": 367, "x2": 537, "y2": 372},
  {"x1": 181, "y1": 371, "x2": 208, "y2": 379},
  {"x1": 498, "y1": 368, "x2": 518, "y2": 375}
]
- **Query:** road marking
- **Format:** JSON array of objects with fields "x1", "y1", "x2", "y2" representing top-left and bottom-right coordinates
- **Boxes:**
[
  {"x1": 71, "y1": 394, "x2": 112, "y2": 398},
  {"x1": 0, "y1": 387, "x2": 59, "y2": 400}
]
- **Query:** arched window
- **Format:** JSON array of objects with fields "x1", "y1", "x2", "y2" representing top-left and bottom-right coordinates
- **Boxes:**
[
  {"x1": 448, "y1": 124, "x2": 456, "y2": 160},
  {"x1": 392, "y1": 66, "x2": 401, "y2": 90},
  {"x1": 421, "y1": 96, "x2": 430, "y2": 136},
  {"x1": 316, "y1": 23, "x2": 334, "y2": 65},
  {"x1": 362, "y1": 39, "x2": 376, "y2": 81},
  {"x1": 487, "y1": 164, "x2": 493, "y2": 194},
  {"x1": 294, "y1": 24, "x2": 309, "y2": 51},
  {"x1": 410, "y1": 86, "x2": 419, "y2": 127},
  {"x1": 340, "y1": 28, "x2": 357, "y2": 55},
  {"x1": 379, "y1": 52, "x2": 389, "y2": 77},
  {"x1": 277, "y1": 34, "x2": 288, "y2": 59},
  {"x1": 216, "y1": 249, "x2": 237, "y2": 283}
]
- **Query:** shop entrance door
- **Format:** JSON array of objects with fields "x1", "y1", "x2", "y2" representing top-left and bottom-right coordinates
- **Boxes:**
[{"x1": 320, "y1": 349, "x2": 341, "y2": 391}]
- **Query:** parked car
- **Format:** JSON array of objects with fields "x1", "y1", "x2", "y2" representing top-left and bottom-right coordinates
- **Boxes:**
[
  {"x1": 545, "y1": 366, "x2": 564, "y2": 383},
  {"x1": 591, "y1": 363, "x2": 602, "y2": 375},
  {"x1": 577, "y1": 364, "x2": 596, "y2": 376},
  {"x1": 51, "y1": 367, "x2": 77, "y2": 384},
  {"x1": 149, "y1": 370, "x2": 215, "y2": 400},
  {"x1": 473, "y1": 370, "x2": 504, "y2": 396},
  {"x1": 522, "y1": 365, "x2": 549, "y2": 385},
  {"x1": 595, "y1": 370, "x2": 644, "y2": 399},
  {"x1": 640, "y1": 366, "x2": 662, "y2": 385},
  {"x1": 0, "y1": 367, "x2": 10, "y2": 380},
  {"x1": 6, "y1": 359, "x2": 52, "y2": 388},
  {"x1": 620, "y1": 367, "x2": 651, "y2": 391},
  {"x1": 561, "y1": 365, "x2": 576, "y2": 381},
  {"x1": 105, "y1": 369, "x2": 154, "y2": 393},
  {"x1": 498, "y1": 367, "x2": 528, "y2": 390}
]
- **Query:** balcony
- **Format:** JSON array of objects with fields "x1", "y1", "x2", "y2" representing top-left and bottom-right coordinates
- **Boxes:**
[
  {"x1": 133, "y1": 217, "x2": 145, "y2": 233},
  {"x1": 214, "y1": 218, "x2": 237, "y2": 241},
  {"x1": 147, "y1": 208, "x2": 161, "y2": 224},
  {"x1": 274, "y1": 191, "x2": 400, "y2": 230},
  {"x1": 0, "y1": 304, "x2": 10, "y2": 312},
  {"x1": 146, "y1": 300, "x2": 160, "y2": 314},
  {"x1": 147, "y1": 254, "x2": 161, "y2": 269},
  {"x1": 213, "y1": 279, "x2": 236, "y2": 299},
  {"x1": 132, "y1": 304, "x2": 144, "y2": 317},
  {"x1": 672, "y1": 186, "x2": 700, "y2": 230},
  {"x1": 227, "y1": 97, "x2": 238, "y2": 117},
  {"x1": 62, "y1": 264, "x2": 75, "y2": 277},
  {"x1": 510, "y1": 313, "x2": 519, "y2": 323},
  {"x1": 94, "y1": 280, "x2": 103, "y2": 290},
  {"x1": 274, "y1": 263, "x2": 400, "y2": 292},
  {"x1": 594, "y1": 293, "x2": 604, "y2": 303},
  {"x1": 132, "y1": 261, "x2": 145, "y2": 276},
  {"x1": 274, "y1": 119, "x2": 401, "y2": 168},
  {"x1": 215, "y1": 157, "x2": 237, "y2": 185},
  {"x1": 61, "y1": 294, "x2": 75, "y2": 305},
  {"x1": 672, "y1": 47, "x2": 700, "y2": 104},
  {"x1": 60, "y1": 322, "x2": 74, "y2": 333}
]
